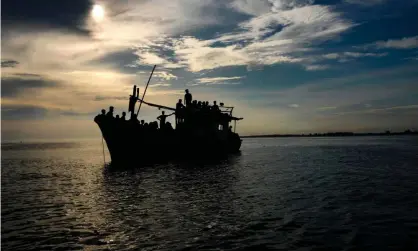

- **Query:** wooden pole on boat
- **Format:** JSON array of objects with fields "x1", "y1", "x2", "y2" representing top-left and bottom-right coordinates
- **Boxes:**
[{"x1": 136, "y1": 64, "x2": 156, "y2": 115}]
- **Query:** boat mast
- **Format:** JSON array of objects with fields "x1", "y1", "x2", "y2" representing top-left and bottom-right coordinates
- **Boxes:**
[{"x1": 136, "y1": 65, "x2": 157, "y2": 116}]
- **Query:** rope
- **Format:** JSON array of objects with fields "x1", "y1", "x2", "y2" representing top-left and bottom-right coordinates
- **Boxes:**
[{"x1": 102, "y1": 136, "x2": 106, "y2": 165}]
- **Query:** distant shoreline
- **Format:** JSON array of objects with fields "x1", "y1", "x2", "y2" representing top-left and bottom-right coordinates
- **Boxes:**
[{"x1": 241, "y1": 131, "x2": 418, "y2": 138}]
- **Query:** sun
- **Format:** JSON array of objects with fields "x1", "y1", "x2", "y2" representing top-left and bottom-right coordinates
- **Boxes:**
[{"x1": 92, "y1": 4, "x2": 105, "y2": 22}]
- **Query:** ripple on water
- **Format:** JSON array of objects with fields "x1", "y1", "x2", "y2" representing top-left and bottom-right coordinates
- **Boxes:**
[{"x1": 2, "y1": 137, "x2": 418, "y2": 250}]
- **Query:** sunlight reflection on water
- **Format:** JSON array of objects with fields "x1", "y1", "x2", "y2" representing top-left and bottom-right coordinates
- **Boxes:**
[{"x1": 2, "y1": 136, "x2": 418, "y2": 250}]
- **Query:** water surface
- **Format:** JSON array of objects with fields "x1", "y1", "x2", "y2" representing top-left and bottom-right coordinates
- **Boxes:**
[{"x1": 2, "y1": 136, "x2": 418, "y2": 250}]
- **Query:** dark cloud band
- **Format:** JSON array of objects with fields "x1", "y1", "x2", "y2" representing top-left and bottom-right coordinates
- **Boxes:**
[
  {"x1": 1, "y1": 75, "x2": 61, "y2": 97},
  {"x1": 1, "y1": 60, "x2": 19, "y2": 68},
  {"x1": 1, "y1": 0, "x2": 92, "y2": 34}
]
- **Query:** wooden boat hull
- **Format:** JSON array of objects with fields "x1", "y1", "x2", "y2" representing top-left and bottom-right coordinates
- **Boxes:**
[{"x1": 95, "y1": 117, "x2": 242, "y2": 166}]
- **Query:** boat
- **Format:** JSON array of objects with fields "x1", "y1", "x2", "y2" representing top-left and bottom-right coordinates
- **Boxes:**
[{"x1": 94, "y1": 66, "x2": 244, "y2": 165}]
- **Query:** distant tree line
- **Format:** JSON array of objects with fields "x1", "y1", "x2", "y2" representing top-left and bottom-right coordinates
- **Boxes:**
[{"x1": 242, "y1": 129, "x2": 418, "y2": 138}]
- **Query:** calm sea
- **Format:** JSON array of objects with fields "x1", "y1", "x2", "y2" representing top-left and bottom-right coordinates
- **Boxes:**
[{"x1": 2, "y1": 136, "x2": 418, "y2": 250}]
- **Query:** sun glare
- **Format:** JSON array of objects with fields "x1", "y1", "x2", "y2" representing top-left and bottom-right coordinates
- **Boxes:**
[{"x1": 92, "y1": 4, "x2": 105, "y2": 22}]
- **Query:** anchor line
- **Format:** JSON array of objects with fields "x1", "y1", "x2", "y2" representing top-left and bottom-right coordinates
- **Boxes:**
[{"x1": 102, "y1": 135, "x2": 106, "y2": 165}]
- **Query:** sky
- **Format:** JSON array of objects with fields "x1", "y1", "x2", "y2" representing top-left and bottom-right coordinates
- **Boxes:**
[{"x1": 2, "y1": 0, "x2": 418, "y2": 140}]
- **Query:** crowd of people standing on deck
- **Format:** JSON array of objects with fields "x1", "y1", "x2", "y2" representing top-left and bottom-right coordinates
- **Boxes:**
[
  {"x1": 95, "y1": 106, "x2": 174, "y2": 132},
  {"x1": 95, "y1": 89, "x2": 236, "y2": 133},
  {"x1": 174, "y1": 89, "x2": 232, "y2": 131}
]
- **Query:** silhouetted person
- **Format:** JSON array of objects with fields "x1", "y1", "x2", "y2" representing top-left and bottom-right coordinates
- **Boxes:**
[
  {"x1": 157, "y1": 111, "x2": 174, "y2": 129},
  {"x1": 116, "y1": 115, "x2": 120, "y2": 120},
  {"x1": 141, "y1": 120, "x2": 145, "y2": 126},
  {"x1": 94, "y1": 109, "x2": 106, "y2": 123},
  {"x1": 130, "y1": 113, "x2": 139, "y2": 123},
  {"x1": 106, "y1": 106, "x2": 114, "y2": 118},
  {"x1": 212, "y1": 101, "x2": 219, "y2": 111},
  {"x1": 121, "y1": 112, "x2": 126, "y2": 121},
  {"x1": 176, "y1": 99, "x2": 185, "y2": 125},
  {"x1": 184, "y1": 89, "x2": 192, "y2": 107},
  {"x1": 201, "y1": 102, "x2": 209, "y2": 123},
  {"x1": 130, "y1": 111, "x2": 136, "y2": 121},
  {"x1": 165, "y1": 122, "x2": 173, "y2": 131},
  {"x1": 152, "y1": 121, "x2": 159, "y2": 130}
]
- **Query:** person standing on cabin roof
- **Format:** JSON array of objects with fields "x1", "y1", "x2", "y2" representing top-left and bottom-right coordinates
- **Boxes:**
[
  {"x1": 212, "y1": 101, "x2": 219, "y2": 111},
  {"x1": 211, "y1": 101, "x2": 220, "y2": 130},
  {"x1": 184, "y1": 89, "x2": 192, "y2": 107},
  {"x1": 176, "y1": 99, "x2": 185, "y2": 126},
  {"x1": 157, "y1": 111, "x2": 175, "y2": 129},
  {"x1": 121, "y1": 112, "x2": 126, "y2": 121}
]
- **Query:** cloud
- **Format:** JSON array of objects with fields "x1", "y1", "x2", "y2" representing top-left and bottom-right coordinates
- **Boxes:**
[
  {"x1": 359, "y1": 36, "x2": 418, "y2": 50},
  {"x1": 149, "y1": 83, "x2": 172, "y2": 87},
  {"x1": 230, "y1": 0, "x2": 271, "y2": 16},
  {"x1": 247, "y1": 65, "x2": 418, "y2": 111},
  {"x1": 321, "y1": 51, "x2": 388, "y2": 62},
  {"x1": 371, "y1": 104, "x2": 418, "y2": 112},
  {"x1": 171, "y1": 38, "x2": 250, "y2": 72},
  {"x1": 12, "y1": 73, "x2": 43, "y2": 78},
  {"x1": 1, "y1": 0, "x2": 224, "y2": 74},
  {"x1": 197, "y1": 76, "x2": 244, "y2": 83},
  {"x1": 138, "y1": 71, "x2": 178, "y2": 81},
  {"x1": 342, "y1": 52, "x2": 388, "y2": 58},
  {"x1": 238, "y1": 65, "x2": 418, "y2": 133},
  {"x1": 323, "y1": 53, "x2": 339, "y2": 59},
  {"x1": 187, "y1": 82, "x2": 241, "y2": 86},
  {"x1": 94, "y1": 95, "x2": 127, "y2": 101},
  {"x1": 1, "y1": 103, "x2": 97, "y2": 121},
  {"x1": 85, "y1": 0, "x2": 223, "y2": 45},
  {"x1": 2, "y1": 0, "x2": 417, "y2": 138},
  {"x1": 2, "y1": 0, "x2": 91, "y2": 34},
  {"x1": 305, "y1": 65, "x2": 330, "y2": 71},
  {"x1": 0, "y1": 67, "x2": 141, "y2": 117},
  {"x1": 289, "y1": 103, "x2": 300, "y2": 108},
  {"x1": 336, "y1": 104, "x2": 418, "y2": 115},
  {"x1": 2, "y1": 0, "x2": 355, "y2": 76},
  {"x1": 129, "y1": 1, "x2": 354, "y2": 72},
  {"x1": 255, "y1": 4, "x2": 353, "y2": 42},
  {"x1": 2, "y1": 118, "x2": 103, "y2": 141},
  {"x1": 134, "y1": 51, "x2": 183, "y2": 68},
  {"x1": 1, "y1": 59, "x2": 19, "y2": 68},
  {"x1": 1, "y1": 74, "x2": 62, "y2": 97},
  {"x1": 1, "y1": 105, "x2": 48, "y2": 120},
  {"x1": 406, "y1": 56, "x2": 418, "y2": 61},
  {"x1": 374, "y1": 36, "x2": 418, "y2": 49},
  {"x1": 317, "y1": 106, "x2": 337, "y2": 111},
  {"x1": 344, "y1": 0, "x2": 387, "y2": 6},
  {"x1": 188, "y1": 76, "x2": 244, "y2": 86},
  {"x1": 1, "y1": 28, "x2": 124, "y2": 74}
]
